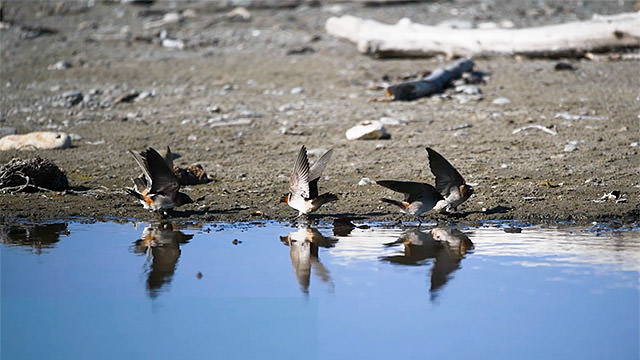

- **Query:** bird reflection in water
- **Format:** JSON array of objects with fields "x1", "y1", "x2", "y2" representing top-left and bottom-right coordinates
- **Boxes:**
[
  {"x1": 381, "y1": 227, "x2": 474, "y2": 299},
  {"x1": 0, "y1": 222, "x2": 69, "y2": 254},
  {"x1": 131, "y1": 222, "x2": 193, "y2": 298},
  {"x1": 280, "y1": 226, "x2": 337, "y2": 294}
]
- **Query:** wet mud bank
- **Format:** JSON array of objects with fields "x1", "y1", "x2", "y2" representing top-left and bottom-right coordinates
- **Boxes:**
[{"x1": 0, "y1": 1, "x2": 638, "y2": 226}]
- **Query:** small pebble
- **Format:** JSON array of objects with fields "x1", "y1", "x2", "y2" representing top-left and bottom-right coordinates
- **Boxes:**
[
  {"x1": 232, "y1": 239, "x2": 242, "y2": 245},
  {"x1": 290, "y1": 87, "x2": 304, "y2": 95},
  {"x1": 492, "y1": 97, "x2": 511, "y2": 105},
  {"x1": 554, "y1": 62, "x2": 576, "y2": 71},
  {"x1": 358, "y1": 177, "x2": 376, "y2": 186},
  {"x1": 48, "y1": 60, "x2": 72, "y2": 70},
  {"x1": 455, "y1": 84, "x2": 481, "y2": 95},
  {"x1": 564, "y1": 141, "x2": 578, "y2": 152}
]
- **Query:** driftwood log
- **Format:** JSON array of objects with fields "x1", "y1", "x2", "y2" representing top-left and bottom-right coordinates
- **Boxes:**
[
  {"x1": 326, "y1": 12, "x2": 640, "y2": 58},
  {"x1": 385, "y1": 58, "x2": 473, "y2": 101}
]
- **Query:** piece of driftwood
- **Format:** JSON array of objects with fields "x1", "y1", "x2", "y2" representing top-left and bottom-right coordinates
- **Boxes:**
[
  {"x1": 326, "y1": 12, "x2": 640, "y2": 58},
  {"x1": 384, "y1": 58, "x2": 473, "y2": 101}
]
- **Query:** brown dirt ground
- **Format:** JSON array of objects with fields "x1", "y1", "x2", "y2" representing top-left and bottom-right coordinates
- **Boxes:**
[{"x1": 1, "y1": 1, "x2": 638, "y2": 226}]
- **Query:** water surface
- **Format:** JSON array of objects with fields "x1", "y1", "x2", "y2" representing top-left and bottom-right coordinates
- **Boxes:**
[{"x1": 1, "y1": 220, "x2": 638, "y2": 359}]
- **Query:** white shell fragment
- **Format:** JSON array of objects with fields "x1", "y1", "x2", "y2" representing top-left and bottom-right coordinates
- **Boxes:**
[
  {"x1": 358, "y1": 177, "x2": 376, "y2": 186},
  {"x1": 345, "y1": 120, "x2": 390, "y2": 140},
  {"x1": 0, "y1": 131, "x2": 72, "y2": 151},
  {"x1": 512, "y1": 124, "x2": 557, "y2": 136}
]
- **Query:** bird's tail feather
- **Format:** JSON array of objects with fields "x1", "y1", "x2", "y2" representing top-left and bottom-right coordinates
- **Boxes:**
[
  {"x1": 380, "y1": 198, "x2": 410, "y2": 210},
  {"x1": 313, "y1": 192, "x2": 338, "y2": 206},
  {"x1": 125, "y1": 187, "x2": 144, "y2": 201}
]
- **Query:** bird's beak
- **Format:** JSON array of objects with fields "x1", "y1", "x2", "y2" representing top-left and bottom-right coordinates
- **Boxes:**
[{"x1": 280, "y1": 194, "x2": 289, "y2": 203}]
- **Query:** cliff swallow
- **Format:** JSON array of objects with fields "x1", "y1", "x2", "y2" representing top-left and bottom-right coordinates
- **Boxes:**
[
  {"x1": 280, "y1": 226, "x2": 336, "y2": 294},
  {"x1": 282, "y1": 145, "x2": 338, "y2": 216},
  {"x1": 126, "y1": 147, "x2": 193, "y2": 214},
  {"x1": 426, "y1": 147, "x2": 474, "y2": 212},
  {"x1": 377, "y1": 180, "x2": 444, "y2": 224}
]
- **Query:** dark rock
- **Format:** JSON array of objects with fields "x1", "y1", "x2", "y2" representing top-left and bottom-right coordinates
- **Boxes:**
[{"x1": 554, "y1": 62, "x2": 576, "y2": 71}]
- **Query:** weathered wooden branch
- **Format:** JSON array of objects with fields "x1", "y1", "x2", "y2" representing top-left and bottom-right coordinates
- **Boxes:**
[
  {"x1": 326, "y1": 12, "x2": 640, "y2": 58},
  {"x1": 384, "y1": 58, "x2": 473, "y2": 101}
]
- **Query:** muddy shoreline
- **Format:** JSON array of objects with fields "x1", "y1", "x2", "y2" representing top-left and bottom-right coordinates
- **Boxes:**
[{"x1": 1, "y1": 1, "x2": 638, "y2": 226}]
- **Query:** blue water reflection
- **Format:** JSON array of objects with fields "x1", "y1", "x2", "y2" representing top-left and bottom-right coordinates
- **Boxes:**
[{"x1": 1, "y1": 220, "x2": 638, "y2": 360}]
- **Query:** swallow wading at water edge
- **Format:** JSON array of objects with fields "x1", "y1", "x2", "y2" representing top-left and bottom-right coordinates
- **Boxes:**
[
  {"x1": 126, "y1": 147, "x2": 193, "y2": 215},
  {"x1": 282, "y1": 145, "x2": 338, "y2": 217}
]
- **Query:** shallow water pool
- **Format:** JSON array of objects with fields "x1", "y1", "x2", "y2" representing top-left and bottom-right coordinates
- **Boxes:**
[{"x1": 1, "y1": 220, "x2": 638, "y2": 359}]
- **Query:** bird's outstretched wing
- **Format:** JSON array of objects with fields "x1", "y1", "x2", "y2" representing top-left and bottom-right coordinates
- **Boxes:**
[
  {"x1": 289, "y1": 145, "x2": 310, "y2": 199},
  {"x1": 426, "y1": 147, "x2": 465, "y2": 196}
]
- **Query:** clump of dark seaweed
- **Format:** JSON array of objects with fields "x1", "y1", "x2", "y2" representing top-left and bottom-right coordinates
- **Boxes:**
[{"x1": 0, "y1": 156, "x2": 69, "y2": 193}]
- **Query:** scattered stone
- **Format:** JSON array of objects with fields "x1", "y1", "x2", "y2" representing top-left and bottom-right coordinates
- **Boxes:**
[
  {"x1": 379, "y1": 117, "x2": 407, "y2": 126},
  {"x1": 554, "y1": 62, "x2": 576, "y2": 71},
  {"x1": 68, "y1": 133, "x2": 84, "y2": 141},
  {"x1": 287, "y1": 46, "x2": 315, "y2": 55},
  {"x1": 455, "y1": 84, "x2": 481, "y2": 95},
  {"x1": 512, "y1": 124, "x2": 557, "y2": 136},
  {"x1": 555, "y1": 112, "x2": 608, "y2": 121},
  {"x1": 492, "y1": 97, "x2": 511, "y2": 105},
  {"x1": 345, "y1": 120, "x2": 390, "y2": 140},
  {"x1": 61, "y1": 90, "x2": 83, "y2": 107},
  {"x1": 564, "y1": 141, "x2": 578, "y2": 152},
  {"x1": 174, "y1": 164, "x2": 210, "y2": 185},
  {"x1": 0, "y1": 127, "x2": 17, "y2": 137},
  {"x1": 48, "y1": 60, "x2": 72, "y2": 70},
  {"x1": 541, "y1": 180, "x2": 562, "y2": 188},
  {"x1": 0, "y1": 131, "x2": 72, "y2": 151},
  {"x1": 503, "y1": 226, "x2": 522, "y2": 233},
  {"x1": 232, "y1": 239, "x2": 242, "y2": 245},
  {"x1": 0, "y1": 156, "x2": 69, "y2": 192},
  {"x1": 631, "y1": 142, "x2": 639, "y2": 147},
  {"x1": 114, "y1": 91, "x2": 140, "y2": 105},
  {"x1": 278, "y1": 104, "x2": 293, "y2": 112},
  {"x1": 21, "y1": 25, "x2": 58, "y2": 40},
  {"x1": 162, "y1": 38, "x2": 185, "y2": 50},
  {"x1": 281, "y1": 127, "x2": 306, "y2": 136},
  {"x1": 600, "y1": 190, "x2": 622, "y2": 202},
  {"x1": 250, "y1": 210, "x2": 264, "y2": 217},
  {"x1": 196, "y1": 272, "x2": 203, "y2": 279},
  {"x1": 227, "y1": 7, "x2": 251, "y2": 21},
  {"x1": 290, "y1": 87, "x2": 304, "y2": 95},
  {"x1": 444, "y1": 123, "x2": 473, "y2": 131},
  {"x1": 522, "y1": 196, "x2": 545, "y2": 201},
  {"x1": 207, "y1": 105, "x2": 221, "y2": 113},
  {"x1": 144, "y1": 12, "x2": 182, "y2": 29},
  {"x1": 358, "y1": 177, "x2": 376, "y2": 186},
  {"x1": 135, "y1": 91, "x2": 153, "y2": 102}
]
